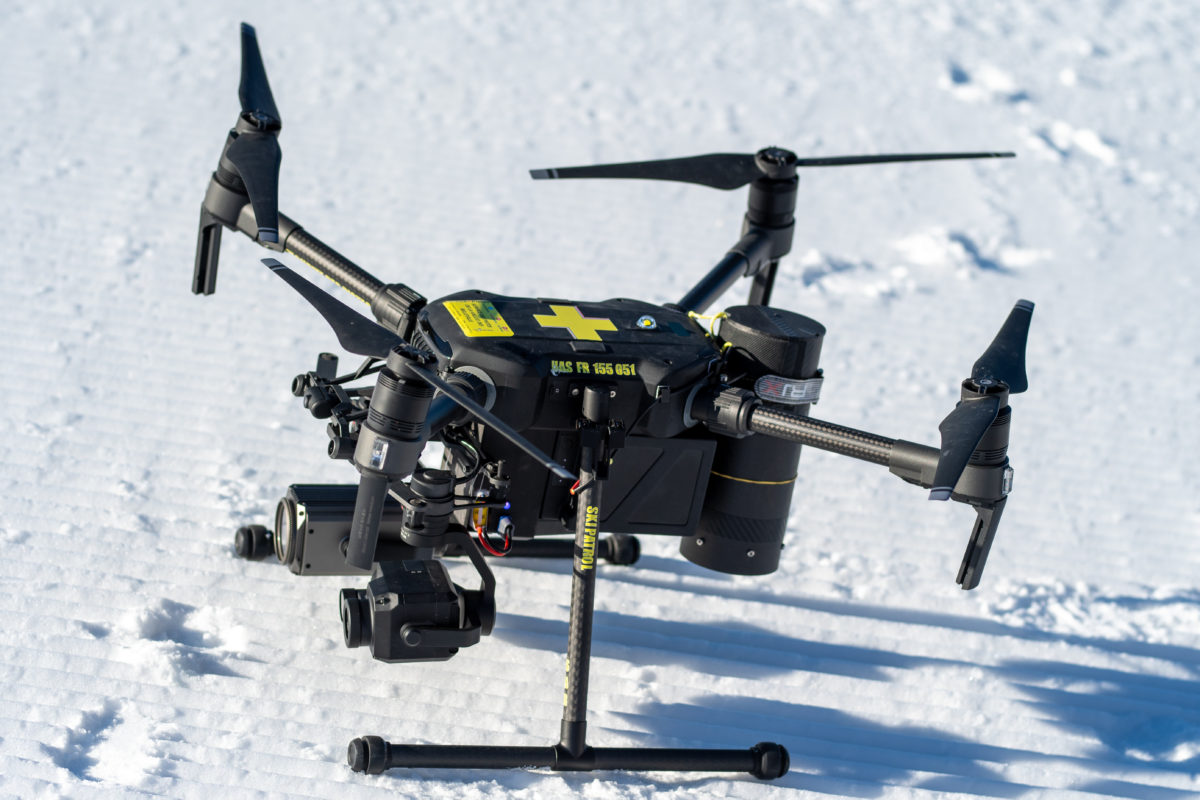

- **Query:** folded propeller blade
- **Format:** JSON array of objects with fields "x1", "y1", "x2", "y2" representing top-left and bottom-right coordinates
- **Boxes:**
[
  {"x1": 228, "y1": 24, "x2": 283, "y2": 243},
  {"x1": 262, "y1": 259, "x2": 576, "y2": 482},
  {"x1": 226, "y1": 132, "x2": 281, "y2": 243},
  {"x1": 972, "y1": 299, "x2": 1034, "y2": 394},
  {"x1": 928, "y1": 395, "x2": 1001, "y2": 501},
  {"x1": 238, "y1": 23, "x2": 280, "y2": 128},
  {"x1": 929, "y1": 300, "x2": 1034, "y2": 500}
]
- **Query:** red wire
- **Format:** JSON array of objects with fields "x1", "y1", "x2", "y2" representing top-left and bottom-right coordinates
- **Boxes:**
[{"x1": 476, "y1": 524, "x2": 509, "y2": 557}]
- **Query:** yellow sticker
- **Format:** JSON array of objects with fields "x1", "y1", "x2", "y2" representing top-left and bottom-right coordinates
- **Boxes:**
[{"x1": 444, "y1": 300, "x2": 514, "y2": 337}]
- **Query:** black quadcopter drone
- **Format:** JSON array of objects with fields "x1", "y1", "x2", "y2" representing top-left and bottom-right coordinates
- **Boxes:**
[{"x1": 193, "y1": 24, "x2": 1032, "y2": 781}]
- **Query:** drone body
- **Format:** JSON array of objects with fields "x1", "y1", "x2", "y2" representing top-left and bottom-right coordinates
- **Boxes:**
[{"x1": 200, "y1": 23, "x2": 1031, "y2": 781}]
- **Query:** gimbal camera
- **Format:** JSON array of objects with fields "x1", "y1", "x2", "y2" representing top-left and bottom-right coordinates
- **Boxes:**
[{"x1": 196, "y1": 24, "x2": 1032, "y2": 781}]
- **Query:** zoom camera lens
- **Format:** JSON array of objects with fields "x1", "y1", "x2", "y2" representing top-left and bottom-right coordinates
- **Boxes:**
[
  {"x1": 270, "y1": 485, "x2": 411, "y2": 576},
  {"x1": 274, "y1": 495, "x2": 298, "y2": 564}
]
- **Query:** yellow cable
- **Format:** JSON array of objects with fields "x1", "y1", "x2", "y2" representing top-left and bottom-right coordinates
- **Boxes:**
[
  {"x1": 687, "y1": 310, "x2": 728, "y2": 338},
  {"x1": 710, "y1": 470, "x2": 796, "y2": 486}
]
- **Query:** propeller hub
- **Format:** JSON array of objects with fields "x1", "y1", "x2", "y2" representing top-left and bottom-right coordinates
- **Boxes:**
[
  {"x1": 962, "y1": 377, "x2": 1009, "y2": 404},
  {"x1": 385, "y1": 344, "x2": 433, "y2": 375},
  {"x1": 240, "y1": 110, "x2": 280, "y2": 132},
  {"x1": 754, "y1": 147, "x2": 798, "y2": 180}
]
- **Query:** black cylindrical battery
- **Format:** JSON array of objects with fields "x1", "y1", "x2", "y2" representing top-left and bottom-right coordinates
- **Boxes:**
[
  {"x1": 681, "y1": 306, "x2": 825, "y2": 575},
  {"x1": 682, "y1": 434, "x2": 804, "y2": 575}
]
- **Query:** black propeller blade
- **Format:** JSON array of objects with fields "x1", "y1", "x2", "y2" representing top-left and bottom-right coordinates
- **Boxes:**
[
  {"x1": 225, "y1": 132, "x2": 281, "y2": 243},
  {"x1": 531, "y1": 148, "x2": 1014, "y2": 191},
  {"x1": 928, "y1": 395, "x2": 1001, "y2": 501},
  {"x1": 238, "y1": 23, "x2": 280, "y2": 128},
  {"x1": 264, "y1": 258, "x2": 404, "y2": 357},
  {"x1": 929, "y1": 300, "x2": 1034, "y2": 500},
  {"x1": 792, "y1": 151, "x2": 1013, "y2": 168},
  {"x1": 227, "y1": 23, "x2": 282, "y2": 243},
  {"x1": 262, "y1": 259, "x2": 576, "y2": 481},
  {"x1": 532, "y1": 153, "x2": 761, "y2": 190},
  {"x1": 972, "y1": 299, "x2": 1034, "y2": 394}
]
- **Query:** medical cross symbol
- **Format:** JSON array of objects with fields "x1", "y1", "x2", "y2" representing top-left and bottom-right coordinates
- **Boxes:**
[{"x1": 533, "y1": 305, "x2": 617, "y2": 341}]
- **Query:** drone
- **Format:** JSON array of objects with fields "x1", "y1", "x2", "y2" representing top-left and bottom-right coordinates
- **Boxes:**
[{"x1": 193, "y1": 23, "x2": 1032, "y2": 781}]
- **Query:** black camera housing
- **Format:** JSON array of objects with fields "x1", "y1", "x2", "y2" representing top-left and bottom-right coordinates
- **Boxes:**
[
  {"x1": 340, "y1": 559, "x2": 489, "y2": 663},
  {"x1": 273, "y1": 484, "x2": 413, "y2": 575}
]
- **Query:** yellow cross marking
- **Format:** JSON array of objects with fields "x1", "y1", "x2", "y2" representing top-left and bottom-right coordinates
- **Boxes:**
[{"x1": 533, "y1": 305, "x2": 617, "y2": 341}]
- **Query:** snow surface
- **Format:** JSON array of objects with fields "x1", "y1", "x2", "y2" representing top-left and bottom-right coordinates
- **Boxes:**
[{"x1": 2, "y1": 1, "x2": 1198, "y2": 798}]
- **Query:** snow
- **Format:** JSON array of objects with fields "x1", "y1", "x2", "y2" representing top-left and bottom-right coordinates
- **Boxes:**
[{"x1": 2, "y1": 1, "x2": 1198, "y2": 797}]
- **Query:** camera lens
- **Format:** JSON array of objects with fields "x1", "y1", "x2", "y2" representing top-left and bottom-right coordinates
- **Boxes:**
[
  {"x1": 274, "y1": 496, "x2": 298, "y2": 564},
  {"x1": 340, "y1": 588, "x2": 370, "y2": 648}
]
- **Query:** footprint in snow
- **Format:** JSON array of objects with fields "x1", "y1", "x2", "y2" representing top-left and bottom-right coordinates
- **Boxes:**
[
  {"x1": 940, "y1": 61, "x2": 1031, "y2": 104},
  {"x1": 893, "y1": 228, "x2": 1049, "y2": 278},
  {"x1": 116, "y1": 598, "x2": 246, "y2": 683},
  {"x1": 41, "y1": 699, "x2": 121, "y2": 780},
  {"x1": 1022, "y1": 120, "x2": 1118, "y2": 165},
  {"x1": 42, "y1": 700, "x2": 168, "y2": 786}
]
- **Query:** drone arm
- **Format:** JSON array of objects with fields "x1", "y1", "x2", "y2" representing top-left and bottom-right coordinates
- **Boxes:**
[
  {"x1": 275, "y1": 215, "x2": 380, "y2": 302},
  {"x1": 694, "y1": 388, "x2": 941, "y2": 483},
  {"x1": 192, "y1": 174, "x2": 426, "y2": 337},
  {"x1": 674, "y1": 230, "x2": 773, "y2": 313},
  {"x1": 228, "y1": 198, "x2": 381, "y2": 300},
  {"x1": 745, "y1": 403, "x2": 941, "y2": 484},
  {"x1": 673, "y1": 171, "x2": 798, "y2": 312},
  {"x1": 887, "y1": 438, "x2": 941, "y2": 487},
  {"x1": 694, "y1": 388, "x2": 1011, "y2": 589},
  {"x1": 745, "y1": 404, "x2": 1016, "y2": 503},
  {"x1": 272, "y1": 214, "x2": 426, "y2": 338}
]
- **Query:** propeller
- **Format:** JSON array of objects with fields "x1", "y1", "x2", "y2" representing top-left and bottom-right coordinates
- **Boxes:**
[
  {"x1": 262, "y1": 258, "x2": 576, "y2": 483},
  {"x1": 929, "y1": 300, "x2": 1034, "y2": 500},
  {"x1": 928, "y1": 394, "x2": 1002, "y2": 501},
  {"x1": 531, "y1": 147, "x2": 1014, "y2": 191},
  {"x1": 225, "y1": 23, "x2": 282, "y2": 243},
  {"x1": 238, "y1": 22, "x2": 281, "y2": 128},
  {"x1": 972, "y1": 298, "x2": 1033, "y2": 394}
]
